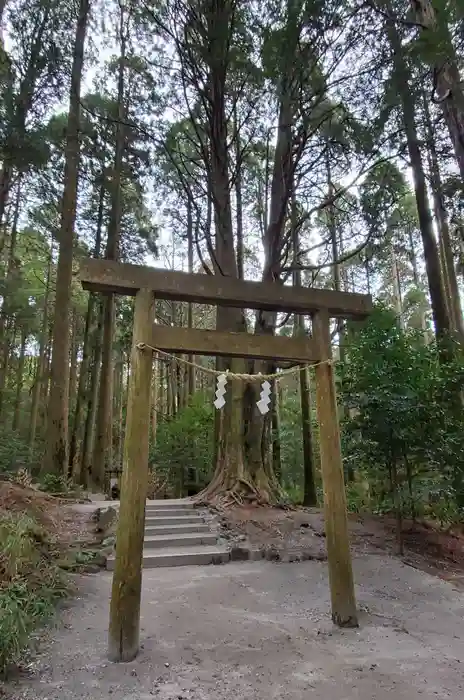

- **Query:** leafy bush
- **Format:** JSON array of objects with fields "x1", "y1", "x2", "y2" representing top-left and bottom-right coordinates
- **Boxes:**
[
  {"x1": 39, "y1": 473, "x2": 68, "y2": 494},
  {"x1": 0, "y1": 429, "x2": 40, "y2": 476},
  {"x1": 341, "y1": 305, "x2": 464, "y2": 524},
  {"x1": 150, "y1": 392, "x2": 214, "y2": 495},
  {"x1": 0, "y1": 512, "x2": 69, "y2": 676}
]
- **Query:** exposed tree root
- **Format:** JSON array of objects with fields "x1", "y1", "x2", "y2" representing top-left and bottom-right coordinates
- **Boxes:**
[{"x1": 194, "y1": 470, "x2": 286, "y2": 510}]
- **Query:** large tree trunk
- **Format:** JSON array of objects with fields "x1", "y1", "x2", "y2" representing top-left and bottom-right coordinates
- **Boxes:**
[
  {"x1": 422, "y1": 96, "x2": 464, "y2": 341},
  {"x1": 239, "y1": 0, "x2": 306, "y2": 503},
  {"x1": 194, "y1": 1, "x2": 253, "y2": 504},
  {"x1": 42, "y1": 0, "x2": 90, "y2": 475},
  {"x1": 411, "y1": 0, "x2": 464, "y2": 180},
  {"x1": 384, "y1": 9, "x2": 451, "y2": 351}
]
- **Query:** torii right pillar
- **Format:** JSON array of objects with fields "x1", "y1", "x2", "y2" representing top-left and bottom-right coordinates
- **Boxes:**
[{"x1": 313, "y1": 309, "x2": 358, "y2": 627}]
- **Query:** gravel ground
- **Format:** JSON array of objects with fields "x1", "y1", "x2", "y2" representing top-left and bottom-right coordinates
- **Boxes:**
[{"x1": 3, "y1": 555, "x2": 464, "y2": 700}]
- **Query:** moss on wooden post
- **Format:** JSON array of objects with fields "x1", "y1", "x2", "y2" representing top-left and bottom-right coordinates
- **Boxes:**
[
  {"x1": 108, "y1": 288, "x2": 154, "y2": 661},
  {"x1": 313, "y1": 309, "x2": 358, "y2": 628}
]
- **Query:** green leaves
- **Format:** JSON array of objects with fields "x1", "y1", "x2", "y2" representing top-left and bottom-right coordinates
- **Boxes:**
[{"x1": 341, "y1": 305, "x2": 464, "y2": 521}]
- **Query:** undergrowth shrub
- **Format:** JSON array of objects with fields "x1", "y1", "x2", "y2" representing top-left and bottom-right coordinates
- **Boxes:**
[
  {"x1": 0, "y1": 511, "x2": 69, "y2": 676},
  {"x1": 0, "y1": 429, "x2": 40, "y2": 476},
  {"x1": 150, "y1": 392, "x2": 214, "y2": 494},
  {"x1": 341, "y1": 306, "x2": 464, "y2": 525}
]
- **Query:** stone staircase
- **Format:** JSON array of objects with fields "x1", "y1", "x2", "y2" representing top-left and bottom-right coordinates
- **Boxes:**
[{"x1": 106, "y1": 499, "x2": 229, "y2": 570}]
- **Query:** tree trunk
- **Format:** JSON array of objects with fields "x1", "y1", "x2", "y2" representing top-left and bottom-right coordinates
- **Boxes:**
[
  {"x1": 0, "y1": 179, "x2": 21, "y2": 417},
  {"x1": 271, "y1": 380, "x2": 282, "y2": 483},
  {"x1": 92, "y1": 8, "x2": 126, "y2": 487},
  {"x1": 40, "y1": 321, "x2": 53, "y2": 426},
  {"x1": 12, "y1": 330, "x2": 26, "y2": 432},
  {"x1": 186, "y1": 199, "x2": 195, "y2": 398},
  {"x1": 411, "y1": 0, "x2": 464, "y2": 180},
  {"x1": 385, "y1": 9, "x2": 451, "y2": 350},
  {"x1": 69, "y1": 190, "x2": 105, "y2": 477},
  {"x1": 80, "y1": 300, "x2": 104, "y2": 487},
  {"x1": 292, "y1": 190, "x2": 317, "y2": 505},
  {"x1": 69, "y1": 294, "x2": 96, "y2": 478},
  {"x1": 392, "y1": 247, "x2": 404, "y2": 327},
  {"x1": 113, "y1": 355, "x2": 124, "y2": 473},
  {"x1": 423, "y1": 95, "x2": 464, "y2": 341},
  {"x1": 234, "y1": 104, "x2": 244, "y2": 280},
  {"x1": 151, "y1": 356, "x2": 158, "y2": 445},
  {"x1": 29, "y1": 251, "x2": 52, "y2": 453},
  {"x1": 68, "y1": 309, "x2": 79, "y2": 413},
  {"x1": 42, "y1": 0, "x2": 90, "y2": 475}
]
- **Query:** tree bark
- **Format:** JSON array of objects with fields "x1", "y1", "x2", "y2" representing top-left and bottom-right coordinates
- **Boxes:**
[
  {"x1": 12, "y1": 330, "x2": 26, "y2": 432},
  {"x1": 271, "y1": 380, "x2": 282, "y2": 483},
  {"x1": 422, "y1": 95, "x2": 464, "y2": 341},
  {"x1": 384, "y1": 8, "x2": 451, "y2": 350},
  {"x1": 0, "y1": 179, "x2": 21, "y2": 417},
  {"x1": 411, "y1": 0, "x2": 464, "y2": 180},
  {"x1": 42, "y1": 0, "x2": 90, "y2": 475},
  {"x1": 29, "y1": 250, "x2": 52, "y2": 454},
  {"x1": 80, "y1": 300, "x2": 103, "y2": 487},
  {"x1": 68, "y1": 179, "x2": 105, "y2": 477},
  {"x1": 186, "y1": 199, "x2": 195, "y2": 398},
  {"x1": 68, "y1": 309, "x2": 79, "y2": 413},
  {"x1": 292, "y1": 190, "x2": 317, "y2": 505},
  {"x1": 92, "y1": 7, "x2": 126, "y2": 487}
]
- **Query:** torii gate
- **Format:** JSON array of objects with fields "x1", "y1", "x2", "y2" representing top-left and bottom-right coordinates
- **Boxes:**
[{"x1": 79, "y1": 258, "x2": 372, "y2": 663}]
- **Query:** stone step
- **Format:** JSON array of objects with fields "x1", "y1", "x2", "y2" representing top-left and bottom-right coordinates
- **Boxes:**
[
  {"x1": 145, "y1": 499, "x2": 194, "y2": 506},
  {"x1": 145, "y1": 515, "x2": 204, "y2": 526},
  {"x1": 107, "y1": 546, "x2": 230, "y2": 570},
  {"x1": 145, "y1": 501, "x2": 195, "y2": 512},
  {"x1": 144, "y1": 523, "x2": 211, "y2": 536},
  {"x1": 144, "y1": 508, "x2": 200, "y2": 518},
  {"x1": 144, "y1": 532, "x2": 218, "y2": 549}
]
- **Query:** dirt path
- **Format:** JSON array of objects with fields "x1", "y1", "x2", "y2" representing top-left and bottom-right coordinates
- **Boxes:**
[
  {"x1": 4, "y1": 555, "x2": 464, "y2": 700},
  {"x1": 218, "y1": 506, "x2": 464, "y2": 587}
]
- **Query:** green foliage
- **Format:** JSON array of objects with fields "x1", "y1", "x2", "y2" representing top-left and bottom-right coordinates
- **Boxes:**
[
  {"x1": 150, "y1": 393, "x2": 214, "y2": 494},
  {"x1": 278, "y1": 391, "x2": 304, "y2": 490},
  {"x1": 0, "y1": 429, "x2": 37, "y2": 475},
  {"x1": 38, "y1": 473, "x2": 69, "y2": 494},
  {"x1": 0, "y1": 512, "x2": 69, "y2": 676},
  {"x1": 341, "y1": 306, "x2": 464, "y2": 524}
]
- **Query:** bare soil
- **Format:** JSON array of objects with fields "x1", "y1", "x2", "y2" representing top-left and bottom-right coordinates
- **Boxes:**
[
  {"x1": 0, "y1": 481, "x2": 93, "y2": 546},
  {"x1": 219, "y1": 505, "x2": 464, "y2": 587}
]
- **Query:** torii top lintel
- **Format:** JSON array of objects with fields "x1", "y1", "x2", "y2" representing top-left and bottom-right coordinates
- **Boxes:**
[{"x1": 79, "y1": 258, "x2": 372, "y2": 320}]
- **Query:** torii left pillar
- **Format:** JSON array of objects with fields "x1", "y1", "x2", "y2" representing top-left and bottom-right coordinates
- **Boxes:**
[{"x1": 108, "y1": 288, "x2": 154, "y2": 661}]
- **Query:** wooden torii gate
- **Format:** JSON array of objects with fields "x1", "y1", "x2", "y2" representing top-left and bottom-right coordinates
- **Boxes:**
[{"x1": 79, "y1": 258, "x2": 373, "y2": 663}]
